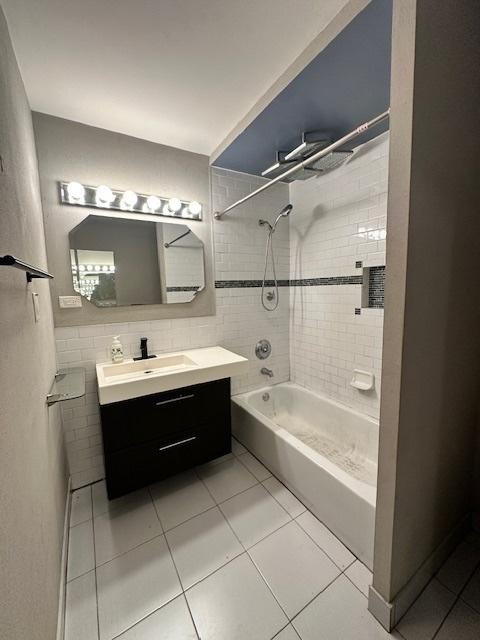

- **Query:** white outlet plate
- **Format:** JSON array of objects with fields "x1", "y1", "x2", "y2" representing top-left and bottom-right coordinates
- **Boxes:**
[{"x1": 59, "y1": 295, "x2": 82, "y2": 308}]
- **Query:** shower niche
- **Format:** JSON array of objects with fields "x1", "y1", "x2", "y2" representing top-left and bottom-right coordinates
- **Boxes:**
[{"x1": 361, "y1": 265, "x2": 386, "y2": 309}]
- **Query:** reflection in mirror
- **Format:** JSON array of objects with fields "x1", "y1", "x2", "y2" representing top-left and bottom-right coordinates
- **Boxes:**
[
  {"x1": 71, "y1": 249, "x2": 117, "y2": 306},
  {"x1": 69, "y1": 215, "x2": 205, "y2": 307}
]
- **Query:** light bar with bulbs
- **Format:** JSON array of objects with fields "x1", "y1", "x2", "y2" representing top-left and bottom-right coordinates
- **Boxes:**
[{"x1": 59, "y1": 181, "x2": 203, "y2": 220}]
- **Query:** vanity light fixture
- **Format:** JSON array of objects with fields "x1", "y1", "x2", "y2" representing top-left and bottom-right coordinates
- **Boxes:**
[
  {"x1": 146, "y1": 195, "x2": 161, "y2": 212},
  {"x1": 121, "y1": 190, "x2": 138, "y2": 208},
  {"x1": 66, "y1": 181, "x2": 85, "y2": 201},
  {"x1": 168, "y1": 197, "x2": 182, "y2": 213},
  {"x1": 188, "y1": 201, "x2": 202, "y2": 216},
  {"x1": 96, "y1": 185, "x2": 115, "y2": 206},
  {"x1": 59, "y1": 181, "x2": 203, "y2": 220}
]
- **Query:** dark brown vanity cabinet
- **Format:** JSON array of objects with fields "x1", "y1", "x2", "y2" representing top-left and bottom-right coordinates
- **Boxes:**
[{"x1": 100, "y1": 378, "x2": 231, "y2": 499}]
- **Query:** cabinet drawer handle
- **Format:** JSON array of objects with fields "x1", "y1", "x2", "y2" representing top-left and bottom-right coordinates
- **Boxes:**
[
  {"x1": 155, "y1": 393, "x2": 194, "y2": 407},
  {"x1": 158, "y1": 436, "x2": 197, "y2": 451}
]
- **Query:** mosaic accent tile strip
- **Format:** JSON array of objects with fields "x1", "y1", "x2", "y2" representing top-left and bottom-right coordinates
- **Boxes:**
[
  {"x1": 166, "y1": 286, "x2": 200, "y2": 292},
  {"x1": 368, "y1": 265, "x2": 385, "y2": 308},
  {"x1": 291, "y1": 276, "x2": 363, "y2": 286},
  {"x1": 215, "y1": 276, "x2": 363, "y2": 289},
  {"x1": 215, "y1": 280, "x2": 290, "y2": 288}
]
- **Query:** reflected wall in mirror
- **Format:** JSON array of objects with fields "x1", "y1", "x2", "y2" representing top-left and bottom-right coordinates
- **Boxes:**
[{"x1": 69, "y1": 215, "x2": 205, "y2": 307}]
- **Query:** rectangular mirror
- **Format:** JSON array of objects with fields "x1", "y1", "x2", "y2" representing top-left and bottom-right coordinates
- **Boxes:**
[{"x1": 69, "y1": 215, "x2": 205, "y2": 307}]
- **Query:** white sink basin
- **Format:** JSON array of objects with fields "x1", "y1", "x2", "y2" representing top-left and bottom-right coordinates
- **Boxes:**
[
  {"x1": 96, "y1": 346, "x2": 249, "y2": 405},
  {"x1": 101, "y1": 354, "x2": 199, "y2": 383}
]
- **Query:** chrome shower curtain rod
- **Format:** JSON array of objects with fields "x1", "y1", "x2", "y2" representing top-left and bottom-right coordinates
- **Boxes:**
[
  {"x1": 164, "y1": 229, "x2": 191, "y2": 248},
  {"x1": 214, "y1": 108, "x2": 390, "y2": 220}
]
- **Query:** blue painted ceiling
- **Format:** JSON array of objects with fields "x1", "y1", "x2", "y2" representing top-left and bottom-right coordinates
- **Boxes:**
[{"x1": 213, "y1": 0, "x2": 392, "y2": 176}]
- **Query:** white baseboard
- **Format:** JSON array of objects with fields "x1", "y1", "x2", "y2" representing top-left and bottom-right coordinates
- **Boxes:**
[
  {"x1": 368, "y1": 513, "x2": 471, "y2": 631},
  {"x1": 56, "y1": 476, "x2": 72, "y2": 640}
]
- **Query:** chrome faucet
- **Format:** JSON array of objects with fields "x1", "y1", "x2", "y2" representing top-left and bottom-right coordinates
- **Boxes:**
[{"x1": 261, "y1": 367, "x2": 274, "y2": 378}]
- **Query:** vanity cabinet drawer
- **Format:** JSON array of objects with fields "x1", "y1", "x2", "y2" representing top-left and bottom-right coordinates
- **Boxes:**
[
  {"x1": 101, "y1": 378, "x2": 230, "y2": 453},
  {"x1": 105, "y1": 422, "x2": 230, "y2": 499}
]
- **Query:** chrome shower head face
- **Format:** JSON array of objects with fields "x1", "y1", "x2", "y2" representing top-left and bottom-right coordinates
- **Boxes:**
[{"x1": 273, "y1": 204, "x2": 293, "y2": 229}]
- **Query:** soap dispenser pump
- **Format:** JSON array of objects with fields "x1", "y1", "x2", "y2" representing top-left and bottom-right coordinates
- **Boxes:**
[{"x1": 111, "y1": 336, "x2": 124, "y2": 363}]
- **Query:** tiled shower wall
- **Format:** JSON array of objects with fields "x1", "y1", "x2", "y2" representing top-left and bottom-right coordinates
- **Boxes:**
[
  {"x1": 56, "y1": 168, "x2": 290, "y2": 488},
  {"x1": 289, "y1": 132, "x2": 389, "y2": 418}
]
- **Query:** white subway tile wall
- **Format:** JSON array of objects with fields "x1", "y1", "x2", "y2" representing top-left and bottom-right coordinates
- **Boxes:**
[
  {"x1": 56, "y1": 168, "x2": 290, "y2": 489},
  {"x1": 289, "y1": 132, "x2": 389, "y2": 417}
]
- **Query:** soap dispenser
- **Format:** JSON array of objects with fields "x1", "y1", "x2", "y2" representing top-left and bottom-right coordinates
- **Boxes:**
[{"x1": 111, "y1": 336, "x2": 124, "y2": 363}]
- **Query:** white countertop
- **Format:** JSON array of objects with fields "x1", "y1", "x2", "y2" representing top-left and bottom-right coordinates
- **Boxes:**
[{"x1": 96, "y1": 345, "x2": 249, "y2": 405}]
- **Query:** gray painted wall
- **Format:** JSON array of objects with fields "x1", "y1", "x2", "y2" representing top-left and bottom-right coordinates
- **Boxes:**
[
  {"x1": 33, "y1": 113, "x2": 215, "y2": 327},
  {"x1": 373, "y1": 0, "x2": 480, "y2": 604},
  {"x1": 0, "y1": 9, "x2": 68, "y2": 640}
]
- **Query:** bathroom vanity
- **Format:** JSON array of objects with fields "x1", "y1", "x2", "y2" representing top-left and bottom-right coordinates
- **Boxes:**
[{"x1": 96, "y1": 346, "x2": 248, "y2": 498}]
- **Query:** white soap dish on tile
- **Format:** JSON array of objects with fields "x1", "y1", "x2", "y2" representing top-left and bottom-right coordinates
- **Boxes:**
[{"x1": 350, "y1": 369, "x2": 375, "y2": 391}]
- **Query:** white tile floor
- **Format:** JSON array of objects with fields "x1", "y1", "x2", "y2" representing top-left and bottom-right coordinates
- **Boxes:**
[{"x1": 64, "y1": 439, "x2": 480, "y2": 640}]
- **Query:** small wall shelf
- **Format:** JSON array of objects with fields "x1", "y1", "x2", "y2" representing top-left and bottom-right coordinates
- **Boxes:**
[
  {"x1": 47, "y1": 367, "x2": 85, "y2": 406},
  {"x1": 0, "y1": 254, "x2": 54, "y2": 283}
]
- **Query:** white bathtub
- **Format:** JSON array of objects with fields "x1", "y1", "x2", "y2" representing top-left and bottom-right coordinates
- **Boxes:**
[{"x1": 232, "y1": 382, "x2": 379, "y2": 569}]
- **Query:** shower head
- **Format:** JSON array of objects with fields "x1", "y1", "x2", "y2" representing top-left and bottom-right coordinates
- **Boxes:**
[
  {"x1": 273, "y1": 204, "x2": 293, "y2": 229},
  {"x1": 279, "y1": 204, "x2": 293, "y2": 216},
  {"x1": 259, "y1": 204, "x2": 293, "y2": 232}
]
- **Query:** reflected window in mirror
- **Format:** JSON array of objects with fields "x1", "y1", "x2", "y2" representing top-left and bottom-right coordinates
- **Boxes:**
[{"x1": 68, "y1": 215, "x2": 205, "y2": 307}]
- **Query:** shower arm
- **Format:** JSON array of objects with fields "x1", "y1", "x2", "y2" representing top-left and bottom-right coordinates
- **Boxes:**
[
  {"x1": 214, "y1": 109, "x2": 390, "y2": 220},
  {"x1": 164, "y1": 229, "x2": 191, "y2": 248}
]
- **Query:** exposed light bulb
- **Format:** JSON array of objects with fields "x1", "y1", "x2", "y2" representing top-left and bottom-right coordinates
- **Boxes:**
[
  {"x1": 122, "y1": 190, "x2": 138, "y2": 208},
  {"x1": 102, "y1": 265, "x2": 109, "y2": 272},
  {"x1": 188, "y1": 201, "x2": 202, "y2": 216},
  {"x1": 168, "y1": 197, "x2": 182, "y2": 212},
  {"x1": 86, "y1": 265, "x2": 93, "y2": 271},
  {"x1": 79, "y1": 265, "x2": 85, "y2": 271},
  {"x1": 67, "y1": 181, "x2": 85, "y2": 201},
  {"x1": 94, "y1": 265, "x2": 100, "y2": 272},
  {"x1": 146, "y1": 195, "x2": 161, "y2": 211},
  {"x1": 96, "y1": 185, "x2": 114, "y2": 205}
]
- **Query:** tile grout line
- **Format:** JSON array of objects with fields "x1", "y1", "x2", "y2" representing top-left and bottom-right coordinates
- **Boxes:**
[
  {"x1": 193, "y1": 466, "x2": 294, "y2": 632},
  {"x1": 431, "y1": 551, "x2": 480, "y2": 640},
  {"x1": 90, "y1": 486, "x2": 101, "y2": 640},
  {"x1": 288, "y1": 570, "x2": 346, "y2": 630},
  {"x1": 96, "y1": 531, "x2": 166, "y2": 570},
  {"x1": 294, "y1": 514, "x2": 357, "y2": 574},
  {"x1": 231, "y1": 441, "x2": 312, "y2": 523},
  {"x1": 150, "y1": 485, "x2": 202, "y2": 640},
  {"x1": 224, "y1": 441, "x2": 362, "y2": 624},
  {"x1": 342, "y1": 567, "x2": 371, "y2": 600},
  {"x1": 94, "y1": 488, "x2": 166, "y2": 640},
  {"x1": 71, "y1": 450, "x2": 370, "y2": 639},
  {"x1": 195, "y1": 456, "x2": 343, "y2": 630}
]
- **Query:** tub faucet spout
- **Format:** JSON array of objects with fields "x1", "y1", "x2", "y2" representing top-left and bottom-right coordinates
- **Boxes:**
[{"x1": 261, "y1": 367, "x2": 274, "y2": 378}]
